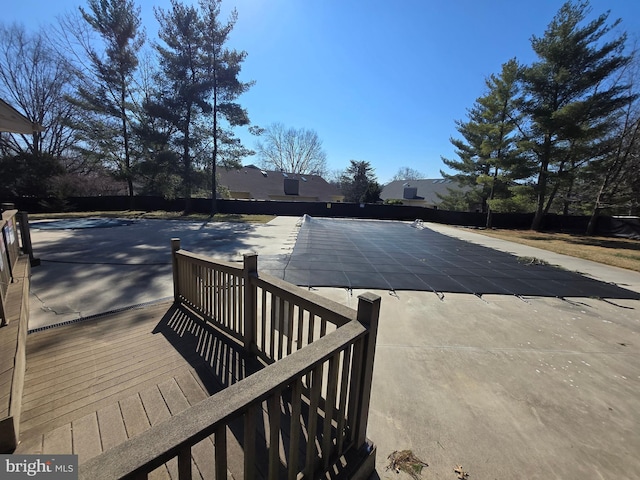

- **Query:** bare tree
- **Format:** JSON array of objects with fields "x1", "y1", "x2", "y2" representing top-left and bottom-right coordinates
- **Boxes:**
[
  {"x1": 391, "y1": 166, "x2": 426, "y2": 181},
  {"x1": 0, "y1": 23, "x2": 79, "y2": 159},
  {"x1": 256, "y1": 122, "x2": 327, "y2": 176},
  {"x1": 585, "y1": 59, "x2": 640, "y2": 233}
]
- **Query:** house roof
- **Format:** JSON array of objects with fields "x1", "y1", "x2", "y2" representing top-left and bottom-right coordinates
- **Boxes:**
[
  {"x1": 218, "y1": 165, "x2": 343, "y2": 202},
  {"x1": 380, "y1": 179, "x2": 463, "y2": 205},
  {"x1": 0, "y1": 98, "x2": 42, "y2": 133}
]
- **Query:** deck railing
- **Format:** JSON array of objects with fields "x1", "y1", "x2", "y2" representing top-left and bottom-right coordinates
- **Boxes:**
[
  {"x1": 172, "y1": 238, "x2": 360, "y2": 365},
  {"x1": 1, "y1": 209, "x2": 26, "y2": 326},
  {"x1": 80, "y1": 238, "x2": 380, "y2": 480}
]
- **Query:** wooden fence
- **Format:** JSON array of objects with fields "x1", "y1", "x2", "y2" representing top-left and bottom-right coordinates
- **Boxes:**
[{"x1": 80, "y1": 239, "x2": 380, "y2": 480}]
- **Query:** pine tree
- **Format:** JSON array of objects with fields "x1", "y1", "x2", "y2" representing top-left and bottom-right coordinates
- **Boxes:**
[
  {"x1": 71, "y1": 0, "x2": 144, "y2": 197},
  {"x1": 520, "y1": 1, "x2": 633, "y2": 230},
  {"x1": 341, "y1": 160, "x2": 381, "y2": 203},
  {"x1": 199, "y1": 0, "x2": 252, "y2": 213},
  {"x1": 151, "y1": 0, "x2": 251, "y2": 212},
  {"x1": 153, "y1": 0, "x2": 211, "y2": 212},
  {"x1": 441, "y1": 59, "x2": 529, "y2": 221}
]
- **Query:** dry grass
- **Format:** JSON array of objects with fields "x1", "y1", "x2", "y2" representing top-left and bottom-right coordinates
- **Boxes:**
[
  {"x1": 29, "y1": 211, "x2": 276, "y2": 224},
  {"x1": 474, "y1": 229, "x2": 640, "y2": 273}
]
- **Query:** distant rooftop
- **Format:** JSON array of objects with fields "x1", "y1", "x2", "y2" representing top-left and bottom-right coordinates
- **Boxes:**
[
  {"x1": 380, "y1": 178, "x2": 463, "y2": 206},
  {"x1": 218, "y1": 165, "x2": 343, "y2": 202}
]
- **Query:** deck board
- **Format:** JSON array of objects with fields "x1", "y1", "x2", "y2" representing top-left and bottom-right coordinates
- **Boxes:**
[
  {"x1": 119, "y1": 393, "x2": 151, "y2": 439},
  {"x1": 96, "y1": 403, "x2": 127, "y2": 452},
  {"x1": 72, "y1": 413, "x2": 102, "y2": 461},
  {"x1": 15, "y1": 301, "x2": 259, "y2": 479}
]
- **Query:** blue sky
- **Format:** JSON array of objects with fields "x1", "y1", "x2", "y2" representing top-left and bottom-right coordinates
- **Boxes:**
[{"x1": 5, "y1": 0, "x2": 640, "y2": 183}]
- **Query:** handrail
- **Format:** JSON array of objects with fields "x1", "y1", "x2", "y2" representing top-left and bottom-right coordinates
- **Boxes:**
[
  {"x1": 79, "y1": 319, "x2": 370, "y2": 480},
  {"x1": 251, "y1": 272, "x2": 355, "y2": 328}
]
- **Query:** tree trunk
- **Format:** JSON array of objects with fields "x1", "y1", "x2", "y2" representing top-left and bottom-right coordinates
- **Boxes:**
[
  {"x1": 586, "y1": 207, "x2": 600, "y2": 235},
  {"x1": 531, "y1": 165, "x2": 548, "y2": 231},
  {"x1": 183, "y1": 108, "x2": 192, "y2": 214},
  {"x1": 485, "y1": 165, "x2": 498, "y2": 229},
  {"x1": 211, "y1": 87, "x2": 218, "y2": 216},
  {"x1": 122, "y1": 82, "x2": 134, "y2": 200},
  {"x1": 531, "y1": 136, "x2": 551, "y2": 231}
]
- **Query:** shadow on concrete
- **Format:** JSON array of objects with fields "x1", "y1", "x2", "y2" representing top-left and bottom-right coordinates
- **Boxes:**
[{"x1": 27, "y1": 219, "x2": 274, "y2": 327}]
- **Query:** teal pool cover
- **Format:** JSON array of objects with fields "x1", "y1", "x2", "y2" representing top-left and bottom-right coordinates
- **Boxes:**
[{"x1": 260, "y1": 216, "x2": 640, "y2": 299}]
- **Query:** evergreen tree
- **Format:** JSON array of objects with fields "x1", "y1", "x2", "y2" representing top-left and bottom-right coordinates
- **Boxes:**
[
  {"x1": 200, "y1": 0, "x2": 252, "y2": 213},
  {"x1": 69, "y1": 0, "x2": 145, "y2": 197},
  {"x1": 341, "y1": 160, "x2": 381, "y2": 203},
  {"x1": 520, "y1": 1, "x2": 633, "y2": 230},
  {"x1": 151, "y1": 0, "x2": 251, "y2": 212},
  {"x1": 441, "y1": 59, "x2": 529, "y2": 221},
  {"x1": 153, "y1": 0, "x2": 210, "y2": 211}
]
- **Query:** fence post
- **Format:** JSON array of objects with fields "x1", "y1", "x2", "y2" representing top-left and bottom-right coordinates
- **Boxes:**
[
  {"x1": 243, "y1": 253, "x2": 258, "y2": 354},
  {"x1": 171, "y1": 238, "x2": 180, "y2": 303},
  {"x1": 355, "y1": 292, "x2": 381, "y2": 448}
]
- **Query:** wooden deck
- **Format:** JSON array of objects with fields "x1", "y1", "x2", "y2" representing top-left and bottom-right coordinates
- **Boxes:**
[{"x1": 15, "y1": 301, "x2": 263, "y2": 479}]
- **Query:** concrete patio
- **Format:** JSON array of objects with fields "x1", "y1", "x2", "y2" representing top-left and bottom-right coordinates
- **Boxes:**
[{"x1": 25, "y1": 216, "x2": 640, "y2": 479}]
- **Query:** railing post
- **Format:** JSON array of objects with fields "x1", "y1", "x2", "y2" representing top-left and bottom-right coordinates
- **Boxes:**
[
  {"x1": 355, "y1": 292, "x2": 381, "y2": 448},
  {"x1": 171, "y1": 238, "x2": 181, "y2": 303},
  {"x1": 1, "y1": 218, "x2": 14, "y2": 284},
  {"x1": 17, "y1": 212, "x2": 39, "y2": 266},
  {"x1": 0, "y1": 289, "x2": 6, "y2": 327},
  {"x1": 243, "y1": 253, "x2": 258, "y2": 354}
]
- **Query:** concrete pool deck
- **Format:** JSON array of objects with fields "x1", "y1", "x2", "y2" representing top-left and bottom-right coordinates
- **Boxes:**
[{"x1": 26, "y1": 216, "x2": 640, "y2": 479}]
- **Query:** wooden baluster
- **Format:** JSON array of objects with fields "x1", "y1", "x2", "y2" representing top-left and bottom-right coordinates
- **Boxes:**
[
  {"x1": 307, "y1": 313, "x2": 315, "y2": 346},
  {"x1": 171, "y1": 238, "x2": 180, "y2": 302},
  {"x1": 177, "y1": 446, "x2": 192, "y2": 480},
  {"x1": 296, "y1": 307, "x2": 304, "y2": 352},
  {"x1": 287, "y1": 379, "x2": 302, "y2": 480},
  {"x1": 286, "y1": 302, "x2": 294, "y2": 355},
  {"x1": 244, "y1": 404, "x2": 257, "y2": 480},
  {"x1": 322, "y1": 353, "x2": 340, "y2": 470},
  {"x1": 346, "y1": 338, "x2": 364, "y2": 445},
  {"x1": 260, "y1": 289, "x2": 267, "y2": 354},
  {"x1": 267, "y1": 392, "x2": 281, "y2": 480},
  {"x1": 214, "y1": 424, "x2": 227, "y2": 480},
  {"x1": 304, "y1": 363, "x2": 323, "y2": 477},
  {"x1": 277, "y1": 297, "x2": 285, "y2": 360},
  {"x1": 269, "y1": 293, "x2": 276, "y2": 360},
  {"x1": 336, "y1": 345, "x2": 352, "y2": 455}
]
